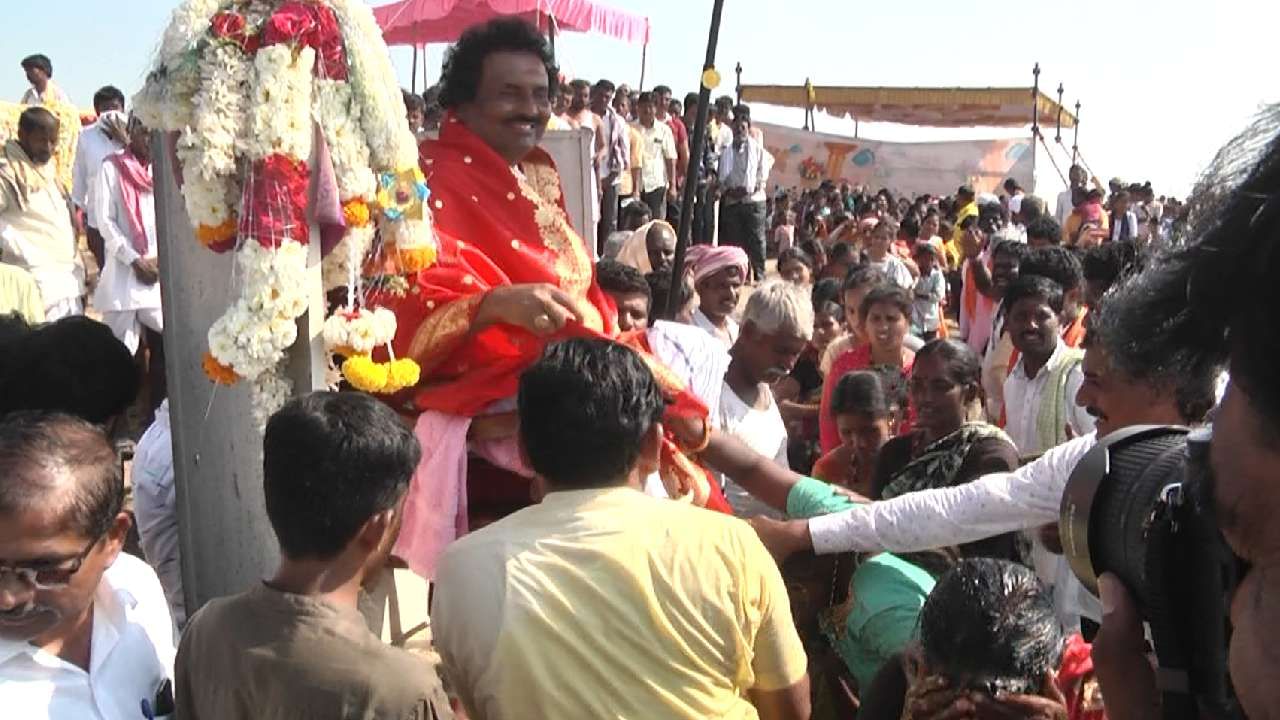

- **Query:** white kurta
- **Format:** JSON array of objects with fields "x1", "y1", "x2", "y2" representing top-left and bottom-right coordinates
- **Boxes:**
[
  {"x1": 72, "y1": 119, "x2": 125, "y2": 213},
  {"x1": 91, "y1": 159, "x2": 161, "y2": 313},
  {"x1": 0, "y1": 166, "x2": 83, "y2": 310}
]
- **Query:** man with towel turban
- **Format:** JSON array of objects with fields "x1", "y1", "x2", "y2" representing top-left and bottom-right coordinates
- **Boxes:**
[{"x1": 686, "y1": 244, "x2": 748, "y2": 350}]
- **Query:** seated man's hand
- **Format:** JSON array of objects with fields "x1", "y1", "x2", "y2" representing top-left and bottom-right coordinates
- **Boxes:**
[
  {"x1": 476, "y1": 283, "x2": 585, "y2": 336},
  {"x1": 748, "y1": 517, "x2": 810, "y2": 563},
  {"x1": 1091, "y1": 573, "x2": 1160, "y2": 719}
]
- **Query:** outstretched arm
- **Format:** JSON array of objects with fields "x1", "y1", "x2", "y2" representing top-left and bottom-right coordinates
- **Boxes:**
[{"x1": 699, "y1": 430, "x2": 808, "y2": 512}]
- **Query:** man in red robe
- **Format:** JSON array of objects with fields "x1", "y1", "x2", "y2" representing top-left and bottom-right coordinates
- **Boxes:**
[{"x1": 372, "y1": 18, "x2": 727, "y2": 579}]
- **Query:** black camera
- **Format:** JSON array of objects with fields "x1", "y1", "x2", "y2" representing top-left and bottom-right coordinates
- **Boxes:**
[{"x1": 1059, "y1": 425, "x2": 1244, "y2": 720}]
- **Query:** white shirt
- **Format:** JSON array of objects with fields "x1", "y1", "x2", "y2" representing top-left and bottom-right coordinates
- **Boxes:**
[
  {"x1": 131, "y1": 400, "x2": 185, "y2": 627},
  {"x1": 1001, "y1": 340, "x2": 1094, "y2": 455},
  {"x1": 717, "y1": 136, "x2": 767, "y2": 203},
  {"x1": 1055, "y1": 188, "x2": 1074, "y2": 225},
  {"x1": 20, "y1": 82, "x2": 71, "y2": 107},
  {"x1": 716, "y1": 381, "x2": 789, "y2": 519},
  {"x1": 868, "y1": 254, "x2": 914, "y2": 290},
  {"x1": 806, "y1": 433, "x2": 1102, "y2": 630},
  {"x1": 0, "y1": 164, "x2": 83, "y2": 307},
  {"x1": 0, "y1": 553, "x2": 176, "y2": 720},
  {"x1": 72, "y1": 118, "x2": 125, "y2": 212},
  {"x1": 634, "y1": 120, "x2": 676, "y2": 193},
  {"x1": 691, "y1": 308, "x2": 738, "y2": 350},
  {"x1": 91, "y1": 158, "x2": 162, "y2": 312}
]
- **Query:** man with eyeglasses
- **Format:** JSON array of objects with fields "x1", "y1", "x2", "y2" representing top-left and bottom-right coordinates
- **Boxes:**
[{"x1": 0, "y1": 412, "x2": 175, "y2": 718}]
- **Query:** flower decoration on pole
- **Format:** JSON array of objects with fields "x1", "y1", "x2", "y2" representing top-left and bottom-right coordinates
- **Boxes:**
[{"x1": 135, "y1": 0, "x2": 438, "y2": 423}]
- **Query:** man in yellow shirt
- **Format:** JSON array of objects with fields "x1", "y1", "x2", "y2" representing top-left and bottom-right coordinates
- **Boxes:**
[
  {"x1": 946, "y1": 184, "x2": 978, "y2": 269},
  {"x1": 432, "y1": 338, "x2": 810, "y2": 720}
]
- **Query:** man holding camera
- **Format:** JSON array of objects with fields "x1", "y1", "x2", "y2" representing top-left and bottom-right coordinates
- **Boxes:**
[{"x1": 1090, "y1": 106, "x2": 1280, "y2": 720}]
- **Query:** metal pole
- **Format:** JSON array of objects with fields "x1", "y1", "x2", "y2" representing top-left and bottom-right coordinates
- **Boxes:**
[
  {"x1": 421, "y1": 45, "x2": 429, "y2": 93},
  {"x1": 1055, "y1": 83, "x2": 1064, "y2": 143},
  {"x1": 1030, "y1": 62, "x2": 1040, "y2": 137},
  {"x1": 1072, "y1": 100, "x2": 1081, "y2": 166},
  {"x1": 735, "y1": 62, "x2": 742, "y2": 103},
  {"x1": 639, "y1": 43, "x2": 648, "y2": 91},
  {"x1": 411, "y1": 44, "x2": 419, "y2": 94},
  {"x1": 548, "y1": 15, "x2": 557, "y2": 63},
  {"x1": 663, "y1": 0, "x2": 727, "y2": 319}
]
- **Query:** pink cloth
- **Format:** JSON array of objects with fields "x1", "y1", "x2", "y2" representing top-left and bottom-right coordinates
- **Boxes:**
[
  {"x1": 685, "y1": 244, "x2": 748, "y2": 283},
  {"x1": 107, "y1": 150, "x2": 153, "y2": 256},
  {"x1": 393, "y1": 409, "x2": 534, "y2": 579},
  {"x1": 374, "y1": 0, "x2": 651, "y2": 47}
]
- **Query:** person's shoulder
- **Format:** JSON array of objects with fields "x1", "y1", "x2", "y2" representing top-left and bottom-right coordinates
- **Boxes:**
[{"x1": 105, "y1": 552, "x2": 170, "y2": 613}]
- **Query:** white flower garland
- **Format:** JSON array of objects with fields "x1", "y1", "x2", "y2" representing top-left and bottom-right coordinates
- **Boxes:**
[
  {"x1": 322, "y1": 306, "x2": 397, "y2": 356},
  {"x1": 176, "y1": 40, "x2": 251, "y2": 229}
]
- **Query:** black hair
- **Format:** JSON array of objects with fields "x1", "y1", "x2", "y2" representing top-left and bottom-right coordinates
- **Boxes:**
[
  {"x1": 17, "y1": 106, "x2": 58, "y2": 135},
  {"x1": 1003, "y1": 274, "x2": 1065, "y2": 315},
  {"x1": 1024, "y1": 215, "x2": 1062, "y2": 245},
  {"x1": 859, "y1": 284, "x2": 912, "y2": 321},
  {"x1": 811, "y1": 277, "x2": 842, "y2": 309},
  {"x1": 914, "y1": 338, "x2": 982, "y2": 390},
  {"x1": 919, "y1": 558, "x2": 1064, "y2": 693},
  {"x1": 1004, "y1": 178, "x2": 1021, "y2": 192},
  {"x1": 21, "y1": 54, "x2": 52, "y2": 77},
  {"x1": 815, "y1": 300, "x2": 843, "y2": 322},
  {"x1": 899, "y1": 214, "x2": 920, "y2": 239},
  {"x1": 402, "y1": 89, "x2": 426, "y2": 114},
  {"x1": 1081, "y1": 240, "x2": 1138, "y2": 293},
  {"x1": 0, "y1": 312, "x2": 32, "y2": 349},
  {"x1": 593, "y1": 78, "x2": 616, "y2": 93},
  {"x1": 645, "y1": 269, "x2": 692, "y2": 314},
  {"x1": 991, "y1": 238, "x2": 1028, "y2": 263},
  {"x1": 683, "y1": 91, "x2": 699, "y2": 110},
  {"x1": 1021, "y1": 246, "x2": 1083, "y2": 292},
  {"x1": 0, "y1": 411, "x2": 122, "y2": 540},
  {"x1": 828, "y1": 242, "x2": 854, "y2": 263},
  {"x1": 777, "y1": 246, "x2": 815, "y2": 273},
  {"x1": 92, "y1": 86, "x2": 125, "y2": 114},
  {"x1": 733, "y1": 103, "x2": 751, "y2": 123},
  {"x1": 635, "y1": 91, "x2": 654, "y2": 106},
  {"x1": 0, "y1": 317, "x2": 138, "y2": 425},
  {"x1": 438, "y1": 18, "x2": 558, "y2": 109},
  {"x1": 652, "y1": 84, "x2": 673, "y2": 96},
  {"x1": 715, "y1": 95, "x2": 734, "y2": 110},
  {"x1": 263, "y1": 391, "x2": 421, "y2": 560},
  {"x1": 518, "y1": 338, "x2": 666, "y2": 488},
  {"x1": 596, "y1": 260, "x2": 651, "y2": 303},
  {"x1": 620, "y1": 201, "x2": 653, "y2": 230},
  {"x1": 842, "y1": 265, "x2": 887, "y2": 293},
  {"x1": 831, "y1": 370, "x2": 893, "y2": 419}
]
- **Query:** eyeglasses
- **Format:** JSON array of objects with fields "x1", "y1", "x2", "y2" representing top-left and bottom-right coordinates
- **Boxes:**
[{"x1": 0, "y1": 536, "x2": 102, "y2": 590}]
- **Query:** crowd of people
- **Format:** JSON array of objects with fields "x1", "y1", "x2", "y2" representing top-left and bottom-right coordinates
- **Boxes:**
[{"x1": 2, "y1": 14, "x2": 1277, "y2": 720}]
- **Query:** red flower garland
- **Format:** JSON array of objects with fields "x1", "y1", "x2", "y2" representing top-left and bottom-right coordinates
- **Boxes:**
[
  {"x1": 259, "y1": 1, "x2": 347, "y2": 80},
  {"x1": 239, "y1": 154, "x2": 310, "y2": 248},
  {"x1": 210, "y1": 11, "x2": 261, "y2": 55}
]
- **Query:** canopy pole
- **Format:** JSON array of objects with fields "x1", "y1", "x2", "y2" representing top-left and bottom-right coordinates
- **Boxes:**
[
  {"x1": 1072, "y1": 100, "x2": 1081, "y2": 166},
  {"x1": 421, "y1": 44, "x2": 429, "y2": 92},
  {"x1": 411, "y1": 44, "x2": 419, "y2": 94},
  {"x1": 1030, "y1": 62, "x2": 1040, "y2": 137},
  {"x1": 548, "y1": 15, "x2": 557, "y2": 63},
  {"x1": 1055, "y1": 83, "x2": 1064, "y2": 143},
  {"x1": 639, "y1": 43, "x2": 648, "y2": 91},
  {"x1": 734, "y1": 62, "x2": 742, "y2": 103},
  {"x1": 663, "y1": 0, "x2": 727, "y2": 319}
]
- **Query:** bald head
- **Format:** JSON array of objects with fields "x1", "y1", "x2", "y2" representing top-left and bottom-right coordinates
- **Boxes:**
[
  {"x1": 0, "y1": 412, "x2": 122, "y2": 540},
  {"x1": 645, "y1": 221, "x2": 677, "y2": 273}
]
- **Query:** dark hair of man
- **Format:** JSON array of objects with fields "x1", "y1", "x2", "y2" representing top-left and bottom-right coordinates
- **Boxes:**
[
  {"x1": 0, "y1": 412, "x2": 122, "y2": 540},
  {"x1": 402, "y1": 89, "x2": 426, "y2": 114},
  {"x1": 1003, "y1": 274, "x2": 1065, "y2": 315},
  {"x1": 92, "y1": 86, "x2": 125, "y2": 114},
  {"x1": 683, "y1": 91, "x2": 699, "y2": 110},
  {"x1": 811, "y1": 277, "x2": 842, "y2": 309},
  {"x1": 437, "y1": 18, "x2": 558, "y2": 109},
  {"x1": 635, "y1": 91, "x2": 654, "y2": 107},
  {"x1": 715, "y1": 95, "x2": 734, "y2": 111},
  {"x1": 957, "y1": 214, "x2": 978, "y2": 231},
  {"x1": 1004, "y1": 178, "x2": 1021, "y2": 193},
  {"x1": 21, "y1": 54, "x2": 52, "y2": 77},
  {"x1": 1024, "y1": 216, "x2": 1062, "y2": 245},
  {"x1": 900, "y1": 214, "x2": 920, "y2": 239},
  {"x1": 733, "y1": 103, "x2": 751, "y2": 123},
  {"x1": 919, "y1": 558, "x2": 1064, "y2": 691},
  {"x1": 569, "y1": 78, "x2": 590, "y2": 92},
  {"x1": 652, "y1": 84, "x2": 672, "y2": 96},
  {"x1": 0, "y1": 317, "x2": 138, "y2": 425},
  {"x1": 0, "y1": 312, "x2": 32, "y2": 348},
  {"x1": 1081, "y1": 240, "x2": 1138, "y2": 294},
  {"x1": 595, "y1": 260, "x2": 651, "y2": 303},
  {"x1": 831, "y1": 370, "x2": 892, "y2": 419},
  {"x1": 842, "y1": 264, "x2": 887, "y2": 293},
  {"x1": 594, "y1": 78, "x2": 615, "y2": 94},
  {"x1": 859, "y1": 284, "x2": 912, "y2": 321},
  {"x1": 914, "y1": 338, "x2": 982, "y2": 390},
  {"x1": 1020, "y1": 246, "x2": 1083, "y2": 292},
  {"x1": 262, "y1": 391, "x2": 421, "y2": 560},
  {"x1": 644, "y1": 269, "x2": 692, "y2": 313},
  {"x1": 816, "y1": 300, "x2": 843, "y2": 323},
  {"x1": 1088, "y1": 264, "x2": 1223, "y2": 424},
  {"x1": 518, "y1": 338, "x2": 666, "y2": 488},
  {"x1": 777, "y1": 246, "x2": 815, "y2": 273},
  {"x1": 18, "y1": 106, "x2": 58, "y2": 135},
  {"x1": 828, "y1": 242, "x2": 853, "y2": 263},
  {"x1": 990, "y1": 239, "x2": 1028, "y2": 266}
]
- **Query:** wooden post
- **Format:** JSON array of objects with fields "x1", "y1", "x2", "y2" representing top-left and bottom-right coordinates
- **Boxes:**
[
  {"x1": 154, "y1": 134, "x2": 326, "y2": 611},
  {"x1": 1055, "y1": 83, "x2": 1064, "y2": 143},
  {"x1": 1072, "y1": 100, "x2": 1081, "y2": 166},
  {"x1": 411, "y1": 44, "x2": 419, "y2": 94},
  {"x1": 1030, "y1": 62, "x2": 1040, "y2": 137}
]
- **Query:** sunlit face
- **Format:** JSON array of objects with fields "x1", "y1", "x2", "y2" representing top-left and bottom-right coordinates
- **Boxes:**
[
  {"x1": 609, "y1": 291, "x2": 650, "y2": 332},
  {"x1": 991, "y1": 250, "x2": 1021, "y2": 296},
  {"x1": 909, "y1": 352, "x2": 970, "y2": 439},
  {"x1": 778, "y1": 257, "x2": 812, "y2": 285},
  {"x1": 738, "y1": 322, "x2": 809, "y2": 385},
  {"x1": 921, "y1": 215, "x2": 940, "y2": 238},
  {"x1": 811, "y1": 310, "x2": 841, "y2": 353},
  {"x1": 863, "y1": 301, "x2": 908, "y2": 357},
  {"x1": 1073, "y1": 346, "x2": 1178, "y2": 439},
  {"x1": 836, "y1": 411, "x2": 893, "y2": 464},
  {"x1": 456, "y1": 51, "x2": 551, "y2": 165},
  {"x1": 645, "y1": 227, "x2": 676, "y2": 274},
  {"x1": 1006, "y1": 296, "x2": 1060, "y2": 359},
  {"x1": 17, "y1": 121, "x2": 57, "y2": 166},
  {"x1": 637, "y1": 99, "x2": 656, "y2": 125},
  {"x1": 870, "y1": 226, "x2": 894, "y2": 255},
  {"x1": 842, "y1": 287, "x2": 870, "y2": 342},
  {"x1": 697, "y1": 267, "x2": 743, "y2": 321}
]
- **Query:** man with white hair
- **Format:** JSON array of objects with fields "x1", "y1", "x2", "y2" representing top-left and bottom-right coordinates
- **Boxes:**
[{"x1": 717, "y1": 280, "x2": 812, "y2": 518}]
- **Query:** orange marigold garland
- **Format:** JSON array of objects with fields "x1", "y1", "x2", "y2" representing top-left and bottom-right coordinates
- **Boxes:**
[{"x1": 202, "y1": 351, "x2": 240, "y2": 385}]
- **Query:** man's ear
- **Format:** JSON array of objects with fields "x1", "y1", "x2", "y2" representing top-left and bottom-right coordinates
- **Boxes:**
[
  {"x1": 101, "y1": 512, "x2": 131, "y2": 567},
  {"x1": 356, "y1": 509, "x2": 395, "y2": 552},
  {"x1": 636, "y1": 421, "x2": 663, "y2": 478}
]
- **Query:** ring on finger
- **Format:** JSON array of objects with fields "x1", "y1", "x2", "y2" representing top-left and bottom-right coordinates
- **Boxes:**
[{"x1": 533, "y1": 313, "x2": 554, "y2": 332}]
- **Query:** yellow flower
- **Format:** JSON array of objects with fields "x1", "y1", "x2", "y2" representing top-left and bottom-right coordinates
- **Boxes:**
[
  {"x1": 196, "y1": 218, "x2": 238, "y2": 249},
  {"x1": 385, "y1": 358, "x2": 421, "y2": 392},
  {"x1": 342, "y1": 198, "x2": 370, "y2": 228},
  {"x1": 342, "y1": 354, "x2": 389, "y2": 393},
  {"x1": 392, "y1": 245, "x2": 437, "y2": 273},
  {"x1": 202, "y1": 352, "x2": 239, "y2": 385}
]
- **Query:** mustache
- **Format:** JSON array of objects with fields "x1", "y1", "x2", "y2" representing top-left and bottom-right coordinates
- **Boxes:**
[
  {"x1": 1085, "y1": 406, "x2": 1104, "y2": 419},
  {"x1": 506, "y1": 115, "x2": 543, "y2": 125}
]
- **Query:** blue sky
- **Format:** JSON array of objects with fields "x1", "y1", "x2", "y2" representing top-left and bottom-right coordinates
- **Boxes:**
[{"x1": 7, "y1": 0, "x2": 1277, "y2": 196}]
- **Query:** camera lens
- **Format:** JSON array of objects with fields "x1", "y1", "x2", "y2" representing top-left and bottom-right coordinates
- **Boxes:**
[{"x1": 1059, "y1": 426, "x2": 1189, "y2": 609}]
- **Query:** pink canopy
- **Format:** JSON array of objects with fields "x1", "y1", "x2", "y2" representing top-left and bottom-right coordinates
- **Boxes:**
[{"x1": 373, "y1": 0, "x2": 651, "y2": 47}]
